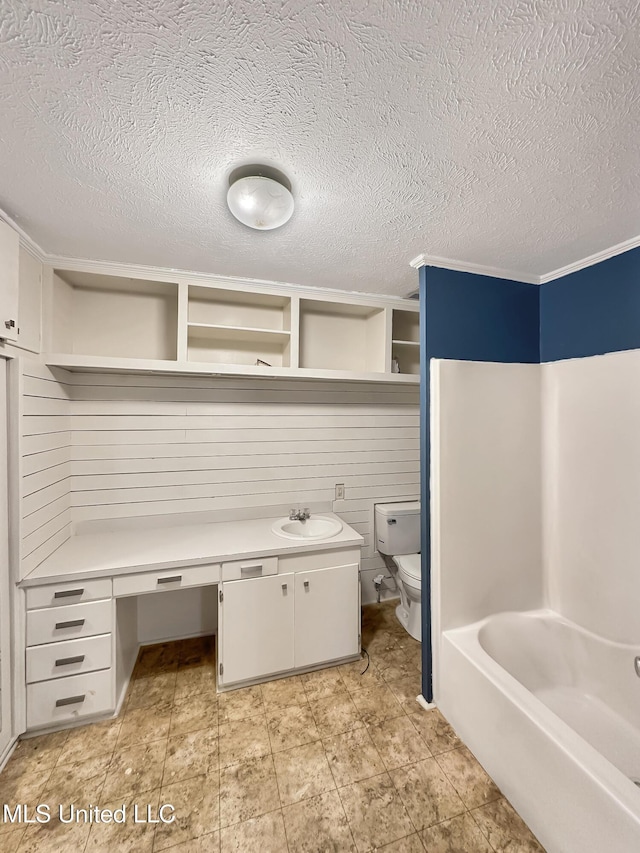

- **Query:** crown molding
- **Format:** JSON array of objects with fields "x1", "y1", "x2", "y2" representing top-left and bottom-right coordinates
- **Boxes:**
[
  {"x1": 538, "y1": 233, "x2": 640, "y2": 284},
  {"x1": 409, "y1": 253, "x2": 540, "y2": 285},
  {"x1": 410, "y1": 233, "x2": 640, "y2": 286},
  {"x1": 0, "y1": 206, "x2": 47, "y2": 262}
]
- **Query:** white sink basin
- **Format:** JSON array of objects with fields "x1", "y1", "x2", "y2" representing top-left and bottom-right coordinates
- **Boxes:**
[{"x1": 271, "y1": 515, "x2": 343, "y2": 540}]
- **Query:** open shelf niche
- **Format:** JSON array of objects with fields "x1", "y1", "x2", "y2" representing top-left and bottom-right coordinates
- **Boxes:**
[
  {"x1": 50, "y1": 270, "x2": 178, "y2": 361},
  {"x1": 391, "y1": 309, "x2": 420, "y2": 375},
  {"x1": 299, "y1": 300, "x2": 387, "y2": 373},
  {"x1": 187, "y1": 286, "x2": 293, "y2": 368}
]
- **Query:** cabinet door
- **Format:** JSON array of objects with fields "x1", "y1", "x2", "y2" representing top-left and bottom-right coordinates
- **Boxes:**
[
  {"x1": 294, "y1": 564, "x2": 360, "y2": 669},
  {"x1": 219, "y1": 573, "x2": 294, "y2": 686},
  {"x1": 0, "y1": 220, "x2": 19, "y2": 342}
]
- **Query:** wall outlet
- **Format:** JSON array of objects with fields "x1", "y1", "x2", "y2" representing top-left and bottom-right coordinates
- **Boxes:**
[{"x1": 335, "y1": 483, "x2": 345, "y2": 500}]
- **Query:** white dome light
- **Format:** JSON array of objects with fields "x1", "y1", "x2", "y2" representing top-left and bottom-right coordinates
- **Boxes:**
[{"x1": 227, "y1": 175, "x2": 294, "y2": 230}]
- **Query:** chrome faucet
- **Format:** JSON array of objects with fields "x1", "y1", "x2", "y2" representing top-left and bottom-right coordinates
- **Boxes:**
[{"x1": 289, "y1": 507, "x2": 311, "y2": 521}]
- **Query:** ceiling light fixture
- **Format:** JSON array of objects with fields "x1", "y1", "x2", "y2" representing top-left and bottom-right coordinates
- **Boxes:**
[{"x1": 227, "y1": 170, "x2": 294, "y2": 231}]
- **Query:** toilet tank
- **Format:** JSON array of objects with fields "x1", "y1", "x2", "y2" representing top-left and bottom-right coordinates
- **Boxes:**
[{"x1": 375, "y1": 501, "x2": 421, "y2": 555}]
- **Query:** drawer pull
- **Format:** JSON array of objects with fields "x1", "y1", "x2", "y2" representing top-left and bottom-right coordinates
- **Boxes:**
[
  {"x1": 282, "y1": 583, "x2": 288, "y2": 591},
  {"x1": 55, "y1": 619, "x2": 85, "y2": 630},
  {"x1": 55, "y1": 694, "x2": 86, "y2": 707},
  {"x1": 241, "y1": 564, "x2": 263, "y2": 575},
  {"x1": 304, "y1": 580, "x2": 310, "y2": 589},
  {"x1": 157, "y1": 576, "x2": 182, "y2": 585},
  {"x1": 54, "y1": 588, "x2": 85, "y2": 599},
  {"x1": 55, "y1": 655, "x2": 85, "y2": 667}
]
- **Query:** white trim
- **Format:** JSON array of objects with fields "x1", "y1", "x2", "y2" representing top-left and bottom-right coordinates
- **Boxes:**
[
  {"x1": 0, "y1": 207, "x2": 46, "y2": 263},
  {"x1": 538, "y1": 233, "x2": 640, "y2": 283},
  {"x1": 410, "y1": 233, "x2": 640, "y2": 286},
  {"x1": 0, "y1": 735, "x2": 18, "y2": 773},
  {"x1": 416, "y1": 694, "x2": 435, "y2": 710},
  {"x1": 409, "y1": 253, "x2": 539, "y2": 285}
]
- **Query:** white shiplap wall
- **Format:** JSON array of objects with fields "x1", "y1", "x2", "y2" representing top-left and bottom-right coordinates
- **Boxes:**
[
  {"x1": 20, "y1": 361, "x2": 72, "y2": 577},
  {"x1": 21, "y1": 367, "x2": 419, "y2": 601}
]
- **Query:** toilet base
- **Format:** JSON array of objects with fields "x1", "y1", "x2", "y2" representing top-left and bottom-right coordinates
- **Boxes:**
[{"x1": 395, "y1": 601, "x2": 422, "y2": 642}]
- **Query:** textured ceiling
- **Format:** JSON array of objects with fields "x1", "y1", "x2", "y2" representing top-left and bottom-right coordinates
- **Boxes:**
[{"x1": 1, "y1": 0, "x2": 639, "y2": 297}]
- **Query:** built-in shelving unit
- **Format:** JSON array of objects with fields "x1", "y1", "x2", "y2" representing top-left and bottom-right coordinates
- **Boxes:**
[
  {"x1": 391, "y1": 309, "x2": 420, "y2": 375},
  {"x1": 45, "y1": 267, "x2": 420, "y2": 383}
]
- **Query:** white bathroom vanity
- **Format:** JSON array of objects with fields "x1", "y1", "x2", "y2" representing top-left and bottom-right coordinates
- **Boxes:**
[{"x1": 17, "y1": 513, "x2": 363, "y2": 733}]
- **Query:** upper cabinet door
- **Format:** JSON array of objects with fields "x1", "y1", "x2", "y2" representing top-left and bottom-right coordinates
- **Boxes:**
[{"x1": 0, "y1": 221, "x2": 19, "y2": 343}]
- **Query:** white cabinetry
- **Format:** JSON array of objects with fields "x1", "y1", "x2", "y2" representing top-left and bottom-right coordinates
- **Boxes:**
[
  {"x1": 218, "y1": 551, "x2": 360, "y2": 689},
  {"x1": 24, "y1": 580, "x2": 114, "y2": 730},
  {"x1": 44, "y1": 268, "x2": 420, "y2": 383},
  {"x1": 294, "y1": 563, "x2": 359, "y2": 669},
  {"x1": 0, "y1": 219, "x2": 19, "y2": 342},
  {"x1": 218, "y1": 573, "x2": 295, "y2": 685}
]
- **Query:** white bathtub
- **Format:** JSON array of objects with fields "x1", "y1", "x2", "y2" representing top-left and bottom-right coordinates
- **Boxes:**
[{"x1": 438, "y1": 609, "x2": 640, "y2": 853}]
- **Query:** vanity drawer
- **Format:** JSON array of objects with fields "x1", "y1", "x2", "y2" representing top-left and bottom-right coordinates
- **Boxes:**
[
  {"x1": 26, "y1": 634, "x2": 112, "y2": 684},
  {"x1": 112, "y1": 563, "x2": 220, "y2": 598},
  {"x1": 221, "y1": 556, "x2": 278, "y2": 581},
  {"x1": 27, "y1": 669, "x2": 114, "y2": 730},
  {"x1": 27, "y1": 600, "x2": 113, "y2": 647},
  {"x1": 26, "y1": 578, "x2": 112, "y2": 610}
]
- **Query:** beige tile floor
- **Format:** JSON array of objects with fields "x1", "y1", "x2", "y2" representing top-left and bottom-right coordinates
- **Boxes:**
[{"x1": 0, "y1": 600, "x2": 545, "y2": 852}]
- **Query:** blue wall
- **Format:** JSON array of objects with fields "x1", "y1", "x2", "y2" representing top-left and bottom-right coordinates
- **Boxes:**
[
  {"x1": 419, "y1": 267, "x2": 539, "y2": 701},
  {"x1": 541, "y1": 246, "x2": 640, "y2": 361},
  {"x1": 424, "y1": 268, "x2": 540, "y2": 364}
]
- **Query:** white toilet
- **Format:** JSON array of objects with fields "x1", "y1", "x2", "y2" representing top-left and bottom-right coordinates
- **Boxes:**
[{"x1": 374, "y1": 501, "x2": 422, "y2": 641}]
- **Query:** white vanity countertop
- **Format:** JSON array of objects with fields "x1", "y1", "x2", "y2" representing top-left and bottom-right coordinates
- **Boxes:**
[{"x1": 19, "y1": 513, "x2": 363, "y2": 587}]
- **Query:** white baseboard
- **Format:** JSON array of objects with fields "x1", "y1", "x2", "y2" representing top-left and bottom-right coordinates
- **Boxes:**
[{"x1": 0, "y1": 736, "x2": 18, "y2": 772}]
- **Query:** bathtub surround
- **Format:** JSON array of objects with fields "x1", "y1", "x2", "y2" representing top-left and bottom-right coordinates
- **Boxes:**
[
  {"x1": 542, "y1": 350, "x2": 640, "y2": 645},
  {"x1": 432, "y1": 353, "x2": 640, "y2": 851},
  {"x1": 430, "y1": 360, "x2": 542, "y2": 644},
  {"x1": 418, "y1": 268, "x2": 540, "y2": 700}
]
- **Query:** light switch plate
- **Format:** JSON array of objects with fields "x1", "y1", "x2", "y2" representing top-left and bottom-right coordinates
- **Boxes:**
[{"x1": 335, "y1": 483, "x2": 345, "y2": 500}]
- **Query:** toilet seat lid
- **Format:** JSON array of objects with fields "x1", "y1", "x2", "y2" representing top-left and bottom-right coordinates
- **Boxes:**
[{"x1": 394, "y1": 553, "x2": 421, "y2": 581}]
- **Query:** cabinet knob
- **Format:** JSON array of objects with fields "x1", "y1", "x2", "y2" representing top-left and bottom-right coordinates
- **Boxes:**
[
  {"x1": 303, "y1": 580, "x2": 310, "y2": 589},
  {"x1": 4, "y1": 319, "x2": 15, "y2": 329},
  {"x1": 281, "y1": 583, "x2": 288, "y2": 591}
]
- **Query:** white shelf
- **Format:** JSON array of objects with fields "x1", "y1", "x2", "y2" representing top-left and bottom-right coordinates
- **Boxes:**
[
  {"x1": 392, "y1": 339, "x2": 420, "y2": 347},
  {"x1": 43, "y1": 354, "x2": 420, "y2": 384},
  {"x1": 187, "y1": 323, "x2": 291, "y2": 344}
]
